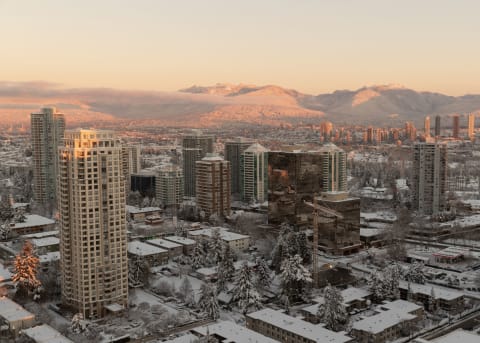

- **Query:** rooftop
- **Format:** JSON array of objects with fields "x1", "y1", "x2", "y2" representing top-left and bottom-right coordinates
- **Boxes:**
[
  {"x1": 0, "y1": 297, "x2": 35, "y2": 323},
  {"x1": 128, "y1": 241, "x2": 167, "y2": 256},
  {"x1": 7, "y1": 214, "x2": 55, "y2": 230},
  {"x1": 163, "y1": 236, "x2": 196, "y2": 245},
  {"x1": 193, "y1": 320, "x2": 279, "y2": 343},
  {"x1": 22, "y1": 324, "x2": 73, "y2": 343}
]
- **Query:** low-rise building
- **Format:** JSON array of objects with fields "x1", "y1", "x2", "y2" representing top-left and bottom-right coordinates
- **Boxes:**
[
  {"x1": 399, "y1": 281, "x2": 465, "y2": 314},
  {"x1": 300, "y1": 287, "x2": 371, "y2": 323},
  {"x1": 246, "y1": 308, "x2": 353, "y2": 343},
  {"x1": 126, "y1": 205, "x2": 162, "y2": 222},
  {"x1": 351, "y1": 300, "x2": 423, "y2": 343},
  {"x1": 0, "y1": 297, "x2": 36, "y2": 338},
  {"x1": 193, "y1": 320, "x2": 279, "y2": 343},
  {"x1": 163, "y1": 236, "x2": 196, "y2": 255},
  {"x1": 2, "y1": 215, "x2": 55, "y2": 236},
  {"x1": 188, "y1": 227, "x2": 250, "y2": 253},
  {"x1": 413, "y1": 329, "x2": 479, "y2": 343},
  {"x1": 146, "y1": 238, "x2": 183, "y2": 258},
  {"x1": 127, "y1": 241, "x2": 168, "y2": 266},
  {"x1": 22, "y1": 324, "x2": 73, "y2": 343}
]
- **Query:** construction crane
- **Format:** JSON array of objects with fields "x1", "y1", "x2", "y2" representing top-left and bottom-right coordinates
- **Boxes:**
[{"x1": 304, "y1": 196, "x2": 344, "y2": 286}]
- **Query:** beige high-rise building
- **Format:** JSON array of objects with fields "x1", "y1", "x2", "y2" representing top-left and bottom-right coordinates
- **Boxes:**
[
  {"x1": 196, "y1": 154, "x2": 231, "y2": 219},
  {"x1": 424, "y1": 116, "x2": 431, "y2": 138},
  {"x1": 57, "y1": 129, "x2": 128, "y2": 319},
  {"x1": 121, "y1": 145, "x2": 141, "y2": 192},
  {"x1": 240, "y1": 143, "x2": 268, "y2": 203},
  {"x1": 31, "y1": 107, "x2": 65, "y2": 204},
  {"x1": 468, "y1": 113, "x2": 475, "y2": 140},
  {"x1": 156, "y1": 165, "x2": 183, "y2": 208}
]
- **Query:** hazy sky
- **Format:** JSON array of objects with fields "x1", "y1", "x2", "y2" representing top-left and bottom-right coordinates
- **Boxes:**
[{"x1": 1, "y1": 0, "x2": 480, "y2": 95}]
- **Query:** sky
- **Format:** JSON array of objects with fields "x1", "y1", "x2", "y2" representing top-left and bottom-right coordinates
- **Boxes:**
[{"x1": 1, "y1": 0, "x2": 480, "y2": 95}]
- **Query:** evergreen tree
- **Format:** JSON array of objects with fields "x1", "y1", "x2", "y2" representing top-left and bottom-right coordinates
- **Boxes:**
[
  {"x1": 192, "y1": 243, "x2": 206, "y2": 270},
  {"x1": 197, "y1": 283, "x2": 220, "y2": 320},
  {"x1": 255, "y1": 257, "x2": 271, "y2": 291},
  {"x1": 216, "y1": 243, "x2": 236, "y2": 292},
  {"x1": 208, "y1": 228, "x2": 223, "y2": 265},
  {"x1": 405, "y1": 262, "x2": 426, "y2": 284},
  {"x1": 318, "y1": 284, "x2": 348, "y2": 332},
  {"x1": 232, "y1": 262, "x2": 262, "y2": 314},
  {"x1": 280, "y1": 254, "x2": 312, "y2": 302},
  {"x1": 12, "y1": 241, "x2": 40, "y2": 296},
  {"x1": 178, "y1": 277, "x2": 195, "y2": 306},
  {"x1": 128, "y1": 255, "x2": 150, "y2": 286},
  {"x1": 384, "y1": 263, "x2": 402, "y2": 299},
  {"x1": 368, "y1": 273, "x2": 387, "y2": 303},
  {"x1": 0, "y1": 198, "x2": 13, "y2": 222},
  {"x1": 428, "y1": 287, "x2": 438, "y2": 312},
  {"x1": 295, "y1": 231, "x2": 311, "y2": 264}
]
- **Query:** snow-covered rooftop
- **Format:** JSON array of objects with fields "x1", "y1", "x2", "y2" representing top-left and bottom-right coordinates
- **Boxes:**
[
  {"x1": 160, "y1": 333, "x2": 199, "y2": 343},
  {"x1": 189, "y1": 227, "x2": 249, "y2": 242},
  {"x1": 303, "y1": 287, "x2": 371, "y2": 315},
  {"x1": 164, "y1": 235, "x2": 196, "y2": 246},
  {"x1": 22, "y1": 324, "x2": 73, "y2": 343},
  {"x1": 0, "y1": 263, "x2": 12, "y2": 281},
  {"x1": 31, "y1": 236, "x2": 60, "y2": 247},
  {"x1": 9, "y1": 214, "x2": 55, "y2": 229},
  {"x1": 193, "y1": 320, "x2": 279, "y2": 343},
  {"x1": 39, "y1": 251, "x2": 60, "y2": 264},
  {"x1": 0, "y1": 297, "x2": 35, "y2": 323},
  {"x1": 126, "y1": 205, "x2": 162, "y2": 214},
  {"x1": 146, "y1": 238, "x2": 182, "y2": 249},
  {"x1": 21, "y1": 230, "x2": 59, "y2": 239},
  {"x1": 128, "y1": 241, "x2": 167, "y2": 256},
  {"x1": 399, "y1": 281, "x2": 464, "y2": 301},
  {"x1": 247, "y1": 308, "x2": 352, "y2": 343},
  {"x1": 429, "y1": 329, "x2": 480, "y2": 343}
]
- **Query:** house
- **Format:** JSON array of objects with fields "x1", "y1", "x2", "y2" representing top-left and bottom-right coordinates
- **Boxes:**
[
  {"x1": 127, "y1": 241, "x2": 168, "y2": 266},
  {"x1": 351, "y1": 300, "x2": 423, "y2": 343},
  {"x1": 399, "y1": 281, "x2": 465, "y2": 314},
  {"x1": 163, "y1": 236, "x2": 196, "y2": 255},
  {"x1": 246, "y1": 308, "x2": 353, "y2": 343},
  {"x1": 0, "y1": 297, "x2": 36, "y2": 338}
]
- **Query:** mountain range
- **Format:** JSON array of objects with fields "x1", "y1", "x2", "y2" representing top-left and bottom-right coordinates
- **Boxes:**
[{"x1": 1, "y1": 81, "x2": 479, "y2": 128}]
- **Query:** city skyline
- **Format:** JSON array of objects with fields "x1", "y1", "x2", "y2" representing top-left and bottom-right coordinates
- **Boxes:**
[{"x1": 1, "y1": 1, "x2": 480, "y2": 95}]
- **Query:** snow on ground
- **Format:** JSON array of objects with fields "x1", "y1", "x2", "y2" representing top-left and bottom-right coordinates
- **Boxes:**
[
  {"x1": 151, "y1": 274, "x2": 205, "y2": 302},
  {"x1": 130, "y1": 288, "x2": 179, "y2": 315}
]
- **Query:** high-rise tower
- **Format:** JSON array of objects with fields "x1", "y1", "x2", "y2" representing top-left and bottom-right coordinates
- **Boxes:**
[
  {"x1": 240, "y1": 143, "x2": 268, "y2": 203},
  {"x1": 182, "y1": 131, "x2": 214, "y2": 198},
  {"x1": 31, "y1": 107, "x2": 65, "y2": 204},
  {"x1": 424, "y1": 116, "x2": 431, "y2": 138},
  {"x1": 57, "y1": 129, "x2": 128, "y2": 318},
  {"x1": 435, "y1": 115, "x2": 441, "y2": 137},
  {"x1": 195, "y1": 154, "x2": 231, "y2": 219},
  {"x1": 225, "y1": 138, "x2": 254, "y2": 195},
  {"x1": 452, "y1": 114, "x2": 460, "y2": 138},
  {"x1": 412, "y1": 142, "x2": 447, "y2": 215},
  {"x1": 468, "y1": 113, "x2": 475, "y2": 140}
]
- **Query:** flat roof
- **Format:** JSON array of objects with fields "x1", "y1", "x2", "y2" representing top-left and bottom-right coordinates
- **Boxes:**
[
  {"x1": 0, "y1": 297, "x2": 35, "y2": 323},
  {"x1": 31, "y1": 237, "x2": 60, "y2": 247},
  {"x1": 9, "y1": 214, "x2": 55, "y2": 229},
  {"x1": 430, "y1": 329, "x2": 480, "y2": 343},
  {"x1": 146, "y1": 238, "x2": 182, "y2": 249},
  {"x1": 128, "y1": 241, "x2": 167, "y2": 256},
  {"x1": 189, "y1": 227, "x2": 249, "y2": 242},
  {"x1": 126, "y1": 205, "x2": 161, "y2": 214},
  {"x1": 22, "y1": 324, "x2": 73, "y2": 343},
  {"x1": 193, "y1": 320, "x2": 279, "y2": 343},
  {"x1": 247, "y1": 308, "x2": 352, "y2": 343},
  {"x1": 163, "y1": 235, "x2": 196, "y2": 245},
  {"x1": 399, "y1": 281, "x2": 464, "y2": 301}
]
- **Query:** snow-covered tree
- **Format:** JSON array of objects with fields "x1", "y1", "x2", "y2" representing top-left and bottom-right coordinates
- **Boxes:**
[
  {"x1": 295, "y1": 231, "x2": 311, "y2": 264},
  {"x1": 280, "y1": 254, "x2": 312, "y2": 302},
  {"x1": 192, "y1": 243, "x2": 206, "y2": 270},
  {"x1": 232, "y1": 262, "x2": 262, "y2": 314},
  {"x1": 197, "y1": 283, "x2": 220, "y2": 320},
  {"x1": 208, "y1": 228, "x2": 223, "y2": 265},
  {"x1": 368, "y1": 273, "x2": 387, "y2": 303},
  {"x1": 318, "y1": 284, "x2": 348, "y2": 332},
  {"x1": 141, "y1": 196, "x2": 151, "y2": 209},
  {"x1": 0, "y1": 198, "x2": 13, "y2": 222},
  {"x1": 405, "y1": 262, "x2": 426, "y2": 284},
  {"x1": 128, "y1": 255, "x2": 150, "y2": 286},
  {"x1": 70, "y1": 313, "x2": 88, "y2": 334},
  {"x1": 255, "y1": 257, "x2": 271, "y2": 291},
  {"x1": 428, "y1": 286, "x2": 438, "y2": 312},
  {"x1": 216, "y1": 244, "x2": 236, "y2": 292},
  {"x1": 178, "y1": 277, "x2": 195, "y2": 306},
  {"x1": 127, "y1": 191, "x2": 142, "y2": 207},
  {"x1": 12, "y1": 241, "x2": 40, "y2": 296},
  {"x1": 384, "y1": 263, "x2": 402, "y2": 299}
]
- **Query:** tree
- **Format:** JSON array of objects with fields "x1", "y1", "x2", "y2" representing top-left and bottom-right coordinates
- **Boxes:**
[
  {"x1": 318, "y1": 284, "x2": 348, "y2": 332},
  {"x1": 12, "y1": 241, "x2": 41, "y2": 297},
  {"x1": 208, "y1": 228, "x2": 223, "y2": 265},
  {"x1": 192, "y1": 243, "x2": 206, "y2": 270},
  {"x1": 216, "y1": 244, "x2": 235, "y2": 292},
  {"x1": 70, "y1": 313, "x2": 88, "y2": 334},
  {"x1": 383, "y1": 263, "x2": 402, "y2": 299},
  {"x1": 280, "y1": 254, "x2": 312, "y2": 302},
  {"x1": 428, "y1": 287, "x2": 438, "y2": 312},
  {"x1": 141, "y1": 196, "x2": 151, "y2": 209},
  {"x1": 295, "y1": 231, "x2": 311, "y2": 264},
  {"x1": 404, "y1": 262, "x2": 426, "y2": 284},
  {"x1": 127, "y1": 191, "x2": 142, "y2": 207},
  {"x1": 128, "y1": 255, "x2": 150, "y2": 286},
  {"x1": 255, "y1": 257, "x2": 271, "y2": 291},
  {"x1": 0, "y1": 197, "x2": 13, "y2": 222},
  {"x1": 369, "y1": 272, "x2": 387, "y2": 303},
  {"x1": 178, "y1": 277, "x2": 195, "y2": 306},
  {"x1": 197, "y1": 283, "x2": 220, "y2": 320},
  {"x1": 232, "y1": 262, "x2": 262, "y2": 314}
]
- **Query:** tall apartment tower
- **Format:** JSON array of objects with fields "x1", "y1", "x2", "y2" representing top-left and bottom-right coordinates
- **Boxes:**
[
  {"x1": 31, "y1": 107, "x2": 65, "y2": 204},
  {"x1": 468, "y1": 113, "x2": 475, "y2": 140},
  {"x1": 195, "y1": 154, "x2": 231, "y2": 219},
  {"x1": 318, "y1": 143, "x2": 347, "y2": 192},
  {"x1": 121, "y1": 145, "x2": 141, "y2": 192},
  {"x1": 452, "y1": 114, "x2": 460, "y2": 138},
  {"x1": 225, "y1": 138, "x2": 254, "y2": 195},
  {"x1": 435, "y1": 115, "x2": 441, "y2": 137},
  {"x1": 156, "y1": 166, "x2": 183, "y2": 208},
  {"x1": 240, "y1": 143, "x2": 268, "y2": 203},
  {"x1": 424, "y1": 116, "x2": 431, "y2": 138},
  {"x1": 412, "y1": 142, "x2": 447, "y2": 215},
  {"x1": 57, "y1": 129, "x2": 128, "y2": 319},
  {"x1": 182, "y1": 132, "x2": 214, "y2": 198}
]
